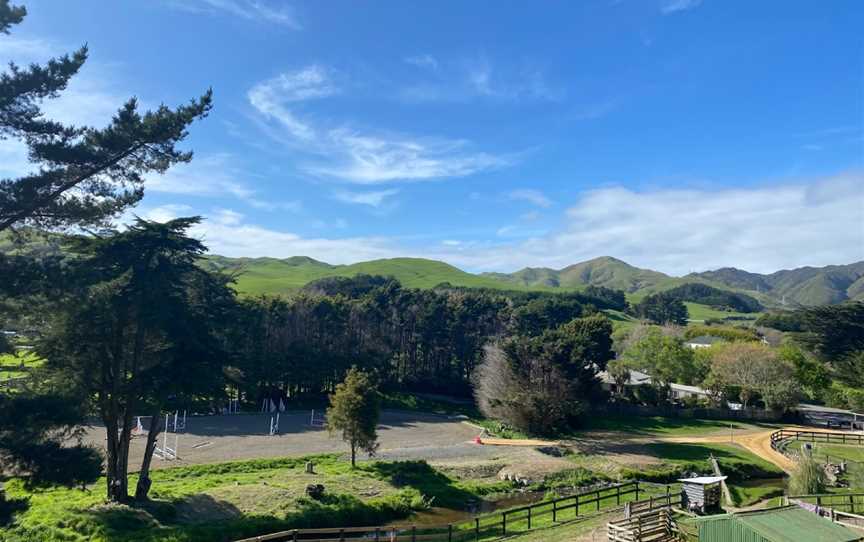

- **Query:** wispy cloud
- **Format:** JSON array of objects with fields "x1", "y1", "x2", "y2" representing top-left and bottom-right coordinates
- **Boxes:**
[
  {"x1": 404, "y1": 54, "x2": 439, "y2": 71},
  {"x1": 146, "y1": 153, "x2": 302, "y2": 212},
  {"x1": 0, "y1": 36, "x2": 57, "y2": 59},
  {"x1": 168, "y1": 0, "x2": 301, "y2": 29},
  {"x1": 507, "y1": 189, "x2": 552, "y2": 208},
  {"x1": 661, "y1": 0, "x2": 703, "y2": 14},
  {"x1": 333, "y1": 188, "x2": 399, "y2": 207},
  {"x1": 399, "y1": 56, "x2": 563, "y2": 104},
  {"x1": 247, "y1": 65, "x2": 513, "y2": 184}
]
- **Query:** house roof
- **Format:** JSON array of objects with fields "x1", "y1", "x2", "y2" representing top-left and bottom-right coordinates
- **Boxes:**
[
  {"x1": 670, "y1": 382, "x2": 709, "y2": 395},
  {"x1": 697, "y1": 506, "x2": 862, "y2": 542},
  {"x1": 597, "y1": 368, "x2": 652, "y2": 386}
]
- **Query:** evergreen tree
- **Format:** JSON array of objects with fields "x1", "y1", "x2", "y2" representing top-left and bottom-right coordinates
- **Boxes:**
[
  {"x1": 634, "y1": 293, "x2": 689, "y2": 326},
  {"x1": 0, "y1": 1, "x2": 212, "y2": 232},
  {"x1": 326, "y1": 367, "x2": 380, "y2": 467},
  {"x1": 43, "y1": 218, "x2": 234, "y2": 502}
]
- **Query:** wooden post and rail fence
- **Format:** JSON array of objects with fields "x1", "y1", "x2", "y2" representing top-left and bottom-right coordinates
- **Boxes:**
[
  {"x1": 770, "y1": 429, "x2": 864, "y2": 453},
  {"x1": 234, "y1": 481, "x2": 679, "y2": 542}
]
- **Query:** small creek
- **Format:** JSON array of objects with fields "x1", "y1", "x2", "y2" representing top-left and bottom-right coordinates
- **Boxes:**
[{"x1": 388, "y1": 490, "x2": 549, "y2": 527}]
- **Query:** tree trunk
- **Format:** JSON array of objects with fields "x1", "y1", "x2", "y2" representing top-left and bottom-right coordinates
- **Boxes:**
[
  {"x1": 135, "y1": 410, "x2": 163, "y2": 501},
  {"x1": 350, "y1": 440, "x2": 356, "y2": 468},
  {"x1": 104, "y1": 408, "x2": 129, "y2": 503}
]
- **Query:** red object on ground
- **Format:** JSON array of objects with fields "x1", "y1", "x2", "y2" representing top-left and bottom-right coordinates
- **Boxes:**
[{"x1": 474, "y1": 436, "x2": 483, "y2": 445}]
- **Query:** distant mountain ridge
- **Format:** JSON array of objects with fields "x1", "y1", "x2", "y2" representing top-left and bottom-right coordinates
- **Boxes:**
[
  {"x1": 202, "y1": 253, "x2": 864, "y2": 307},
  {"x1": 687, "y1": 262, "x2": 864, "y2": 306}
]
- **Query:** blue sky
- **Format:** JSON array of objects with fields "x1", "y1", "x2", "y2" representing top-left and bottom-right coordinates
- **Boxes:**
[{"x1": 1, "y1": 0, "x2": 862, "y2": 274}]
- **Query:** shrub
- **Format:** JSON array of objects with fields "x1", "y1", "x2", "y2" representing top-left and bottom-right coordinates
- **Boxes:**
[{"x1": 788, "y1": 455, "x2": 827, "y2": 495}]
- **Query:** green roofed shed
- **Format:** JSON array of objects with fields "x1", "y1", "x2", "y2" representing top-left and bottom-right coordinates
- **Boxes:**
[{"x1": 697, "y1": 506, "x2": 863, "y2": 542}]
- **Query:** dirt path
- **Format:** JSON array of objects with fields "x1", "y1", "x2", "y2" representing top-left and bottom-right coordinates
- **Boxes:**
[{"x1": 660, "y1": 426, "x2": 864, "y2": 474}]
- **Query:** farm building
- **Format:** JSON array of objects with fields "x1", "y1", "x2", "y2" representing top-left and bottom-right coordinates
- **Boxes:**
[
  {"x1": 680, "y1": 476, "x2": 725, "y2": 513},
  {"x1": 695, "y1": 506, "x2": 863, "y2": 542}
]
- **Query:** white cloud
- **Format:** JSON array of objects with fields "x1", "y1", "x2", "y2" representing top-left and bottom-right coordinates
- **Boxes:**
[
  {"x1": 399, "y1": 57, "x2": 563, "y2": 104},
  {"x1": 213, "y1": 208, "x2": 244, "y2": 226},
  {"x1": 139, "y1": 204, "x2": 194, "y2": 223},
  {"x1": 146, "y1": 153, "x2": 301, "y2": 212},
  {"x1": 247, "y1": 66, "x2": 337, "y2": 141},
  {"x1": 0, "y1": 36, "x2": 57, "y2": 59},
  {"x1": 190, "y1": 219, "x2": 398, "y2": 264},
  {"x1": 333, "y1": 188, "x2": 399, "y2": 207},
  {"x1": 404, "y1": 54, "x2": 439, "y2": 71},
  {"x1": 508, "y1": 189, "x2": 552, "y2": 208},
  {"x1": 147, "y1": 154, "x2": 255, "y2": 199},
  {"x1": 248, "y1": 65, "x2": 512, "y2": 184},
  {"x1": 168, "y1": 0, "x2": 301, "y2": 28},
  {"x1": 149, "y1": 173, "x2": 861, "y2": 277},
  {"x1": 313, "y1": 130, "x2": 511, "y2": 184},
  {"x1": 661, "y1": 0, "x2": 703, "y2": 14},
  {"x1": 432, "y1": 173, "x2": 864, "y2": 275}
]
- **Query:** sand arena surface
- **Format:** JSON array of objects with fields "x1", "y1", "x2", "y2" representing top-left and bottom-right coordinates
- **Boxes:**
[{"x1": 82, "y1": 409, "x2": 527, "y2": 472}]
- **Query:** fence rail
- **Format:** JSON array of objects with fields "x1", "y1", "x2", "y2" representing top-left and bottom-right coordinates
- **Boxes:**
[
  {"x1": 234, "y1": 481, "x2": 676, "y2": 542},
  {"x1": 770, "y1": 429, "x2": 864, "y2": 455},
  {"x1": 788, "y1": 493, "x2": 864, "y2": 514}
]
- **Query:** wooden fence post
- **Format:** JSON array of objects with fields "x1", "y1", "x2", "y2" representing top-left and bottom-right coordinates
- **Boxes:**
[
  {"x1": 527, "y1": 506, "x2": 532, "y2": 530},
  {"x1": 412, "y1": 526, "x2": 416, "y2": 542},
  {"x1": 475, "y1": 518, "x2": 479, "y2": 542},
  {"x1": 374, "y1": 528, "x2": 380, "y2": 542},
  {"x1": 616, "y1": 485, "x2": 621, "y2": 505},
  {"x1": 501, "y1": 512, "x2": 506, "y2": 536},
  {"x1": 293, "y1": 530, "x2": 298, "y2": 542},
  {"x1": 575, "y1": 494, "x2": 580, "y2": 517},
  {"x1": 340, "y1": 529, "x2": 345, "y2": 542},
  {"x1": 448, "y1": 524, "x2": 453, "y2": 542},
  {"x1": 552, "y1": 499, "x2": 557, "y2": 522},
  {"x1": 596, "y1": 490, "x2": 601, "y2": 511},
  {"x1": 635, "y1": 481, "x2": 640, "y2": 501}
]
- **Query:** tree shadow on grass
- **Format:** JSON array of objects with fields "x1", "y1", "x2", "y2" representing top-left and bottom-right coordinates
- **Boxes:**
[
  {"x1": 360, "y1": 461, "x2": 477, "y2": 509},
  {"x1": 0, "y1": 493, "x2": 29, "y2": 526}
]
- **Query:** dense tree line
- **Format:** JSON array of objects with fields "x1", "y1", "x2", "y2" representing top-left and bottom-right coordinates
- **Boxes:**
[
  {"x1": 631, "y1": 292, "x2": 689, "y2": 325},
  {"x1": 663, "y1": 283, "x2": 763, "y2": 313},
  {"x1": 230, "y1": 276, "x2": 619, "y2": 400}
]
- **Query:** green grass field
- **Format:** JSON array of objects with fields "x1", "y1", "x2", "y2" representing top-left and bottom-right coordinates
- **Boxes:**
[
  {"x1": 206, "y1": 256, "x2": 558, "y2": 297},
  {"x1": 0, "y1": 455, "x2": 514, "y2": 542},
  {"x1": 0, "y1": 351, "x2": 43, "y2": 382},
  {"x1": 632, "y1": 442, "x2": 785, "y2": 507},
  {"x1": 786, "y1": 442, "x2": 864, "y2": 464},
  {"x1": 683, "y1": 302, "x2": 760, "y2": 323},
  {"x1": 579, "y1": 416, "x2": 772, "y2": 437}
]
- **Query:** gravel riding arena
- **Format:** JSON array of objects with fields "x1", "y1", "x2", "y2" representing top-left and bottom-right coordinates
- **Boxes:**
[{"x1": 82, "y1": 410, "x2": 522, "y2": 472}]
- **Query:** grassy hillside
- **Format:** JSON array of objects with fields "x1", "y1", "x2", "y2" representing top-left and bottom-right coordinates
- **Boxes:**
[
  {"x1": 482, "y1": 256, "x2": 674, "y2": 292},
  {"x1": 205, "y1": 256, "x2": 552, "y2": 297},
  {"x1": 689, "y1": 261, "x2": 864, "y2": 306},
  {"x1": 3, "y1": 230, "x2": 857, "y2": 306}
]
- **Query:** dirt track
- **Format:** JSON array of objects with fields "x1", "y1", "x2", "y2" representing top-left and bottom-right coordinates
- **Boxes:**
[{"x1": 661, "y1": 426, "x2": 864, "y2": 473}]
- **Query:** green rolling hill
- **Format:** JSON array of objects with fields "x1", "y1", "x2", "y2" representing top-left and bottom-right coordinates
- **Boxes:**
[
  {"x1": 202, "y1": 253, "x2": 863, "y2": 308},
  {"x1": 2, "y1": 230, "x2": 860, "y2": 307},
  {"x1": 202, "y1": 256, "x2": 554, "y2": 297}
]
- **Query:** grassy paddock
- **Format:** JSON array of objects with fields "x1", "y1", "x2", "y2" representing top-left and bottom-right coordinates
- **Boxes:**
[
  {"x1": 0, "y1": 455, "x2": 514, "y2": 542},
  {"x1": 628, "y1": 442, "x2": 785, "y2": 507},
  {"x1": 579, "y1": 415, "x2": 771, "y2": 437}
]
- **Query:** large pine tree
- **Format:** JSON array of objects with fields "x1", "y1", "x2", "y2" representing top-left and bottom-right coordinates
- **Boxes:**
[{"x1": 0, "y1": 0, "x2": 212, "y2": 233}]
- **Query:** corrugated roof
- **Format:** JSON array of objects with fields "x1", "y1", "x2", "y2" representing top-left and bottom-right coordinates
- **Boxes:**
[
  {"x1": 679, "y1": 476, "x2": 726, "y2": 484},
  {"x1": 698, "y1": 507, "x2": 862, "y2": 542}
]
